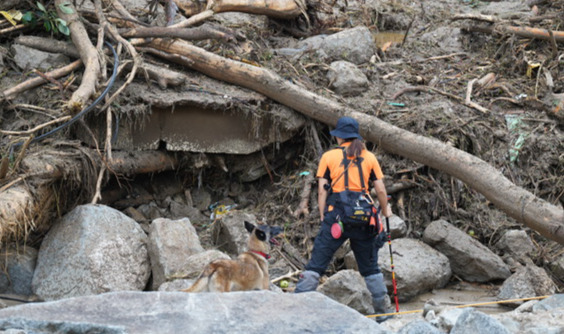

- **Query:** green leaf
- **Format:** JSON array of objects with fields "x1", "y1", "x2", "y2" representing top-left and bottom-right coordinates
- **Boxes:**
[
  {"x1": 37, "y1": 2, "x2": 46, "y2": 12},
  {"x1": 58, "y1": 2, "x2": 74, "y2": 14},
  {"x1": 56, "y1": 19, "x2": 69, "y2": 35},
  {"x1": 43, "y1": 20, "x2": 51, "y2": 32},
  {"x1": 59, "y1": 24, "x2": 70, "y2": 35},
  {"x1": 22, "y1": 11, "x2": 34, "y2": 24}
]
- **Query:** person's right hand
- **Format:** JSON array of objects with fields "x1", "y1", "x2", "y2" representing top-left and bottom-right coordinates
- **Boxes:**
[{"x1": 381, "y1": 204, "x2": 393, "y2": 218}]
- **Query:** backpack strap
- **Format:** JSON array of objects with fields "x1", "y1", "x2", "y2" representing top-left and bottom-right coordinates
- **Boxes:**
[{"x1": 341, "y1": 147, "x2": 367, "y2": 193}]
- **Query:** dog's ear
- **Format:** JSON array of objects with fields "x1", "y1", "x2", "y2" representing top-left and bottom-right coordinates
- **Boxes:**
[{"x1": 244, "y1": 221, "x2": 255, "y2": 233}]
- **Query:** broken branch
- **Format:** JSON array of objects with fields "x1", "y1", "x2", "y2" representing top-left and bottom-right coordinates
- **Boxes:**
[
  {"x1": 1, "y1": 60, "x2": 83, "y2": 101},
  {"x1": 55, "y1": 0, "x2": 101, "y2": 112}
]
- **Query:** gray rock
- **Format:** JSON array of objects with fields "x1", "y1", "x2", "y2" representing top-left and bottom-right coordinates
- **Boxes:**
[
  {"x1": 397, "y1": 319, "x2": 442, "y2": 334},
  {"x1": 493, "y1": 295, "x2": 564, "y2": 333},
  {"x1": 429, "y1": 308, "x2": 465, "y2": 332},
  {"x1": 418, "y1": 27, "x2": 463, "y2": 54},
  {"x1": 191, "y1": 187, "x2": 212, "y2": 212},
  {"x1": 549, "y1": 253, "x2": 564, "y2": 279},
  {"x1": 11, "y1": 44, "x2": 70, "y2": 71},
  {"x1": 532, "y1": 294, "x2": 564, "y2": 313},
  {"x1": 423, "y1": 219, "x2": 511, "y2": 282},
  {"x1": 496, "y1": 229, "x2": 535, "y2": 258},
  {"x1": 0, "y1": 246, "x2": 37, "y2": 296},
  {"x1": 158, "y1": 279, "x2": 195, "y2": 291},
  {"x1": 137, "y1": 201, "x2": 165, "y2": 220},
  {"x1": 298, "y1": 26, "x2": 376, "y2": 64},
  {"x1": 212, "y1": 211, "x2": 257, "y2": 255},
  {"x1": 0, "y1": 291, "x2": 389, "y2": 334},
  {"x1": 378, "y1": 238, "x2": 451, "y2": 301},
  {"x1": 147, "y1": 217, "x2": 204, "y2": 289},
  {"x1": 344, "y1": 250, "x2": 357, "y2": 271},
  {"x1": 327, "y1": 61, "x2": 369, "y2": 96},
  {"x1": 386, "y1": 215, "x2": 408, "y2": 239},
  {"x1": 451, "y1": 308, "x2": 511, "y2": 334},
  {"x1": 497, "y1": 265, "x2": 556, "y2": 306},
  {"x1": 31, "y1": 204, "x2": 150, "y2": 301},
  {"x1": 0, "y1": 318, "x2": 124, "y2": 334},
  {"x1": 318, "y1": 269, "x2": 374, "y2": 314},
  {"x1": 167, "y1": 198, "x2": 207, "y2": 224}
]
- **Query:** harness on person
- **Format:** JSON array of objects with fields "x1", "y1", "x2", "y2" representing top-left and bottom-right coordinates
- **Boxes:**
[{"x1": 329, "y1": 148, "x2": 383, "y2": 235}]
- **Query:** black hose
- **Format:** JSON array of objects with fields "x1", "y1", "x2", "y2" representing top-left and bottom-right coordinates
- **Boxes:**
[
  {"x1": 8, "y1": 41, "x2": 119, "y2": 156},
  {"x1": 0, "y1": 295, "x2": 38, "y2": 304}
]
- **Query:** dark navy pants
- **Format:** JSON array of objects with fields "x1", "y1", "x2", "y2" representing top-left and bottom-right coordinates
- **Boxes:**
[{"x1": 305, "y1": 208, "x2": 385, "y2": 277}]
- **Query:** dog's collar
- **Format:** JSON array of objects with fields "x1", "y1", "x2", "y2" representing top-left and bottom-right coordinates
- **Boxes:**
[{"x1": 251, "y1": 250, "x2": 270, "y2": 260}]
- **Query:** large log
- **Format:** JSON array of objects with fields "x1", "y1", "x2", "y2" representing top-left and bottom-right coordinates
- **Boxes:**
[
  {"x1": 174, "y1": 0, "x2": 302, "y2": 19},
  {"x1": 0, "y1": 150, "x2": 178, "y2": 244},
  {"x1": 146, "y1": 38, "x2": 564, "y2": 244}
]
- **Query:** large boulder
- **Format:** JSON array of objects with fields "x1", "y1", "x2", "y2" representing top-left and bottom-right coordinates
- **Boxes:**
[
  {"x1": 423, "y1": 220, "x2": 511, "y2": 282},
  {"x1": 378, "y1": 238, "x2": 451, "y2": 301},
  {"x1": 147, "y1": 217, "x2": 205, "y2": 289},
  {"x1": 0, "y1": 291, "x2": 389, "y2": 334},
  {"x1": 31, "y1": 204, "x2": 150, "y2": 301},
  {"x1": 297, "y1": 26, "x2": 376, "y2": 65}
]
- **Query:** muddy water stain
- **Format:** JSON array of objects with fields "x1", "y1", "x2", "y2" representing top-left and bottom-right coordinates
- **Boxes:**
[{"x1": 373, "y1": 31, "x2": 406, "y2": 48}]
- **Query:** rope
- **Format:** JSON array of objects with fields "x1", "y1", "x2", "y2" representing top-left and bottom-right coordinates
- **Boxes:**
[{"x1": 366, "y1": 295, "x2": 550, "y2": 319}]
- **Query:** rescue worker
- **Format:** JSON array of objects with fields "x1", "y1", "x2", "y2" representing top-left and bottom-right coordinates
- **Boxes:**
[{"x1": 294, "y1": 116, "x2": 393, "y2": 322}]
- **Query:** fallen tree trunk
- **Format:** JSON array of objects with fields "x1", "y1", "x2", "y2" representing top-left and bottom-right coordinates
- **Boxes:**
[
  {"x1": 174, "y1": 0, "x2": 303, "y2": 19},
  {"x1": 0, "y1": 149, "x2": 178, "y2": 244},
  {"x1": 146, "y1": 38, "x2": 564, "y2": 244},
  {"x1": 452, "y1": 14, "x2": 564, "y2": 43},
  {"x1": 468, "y1": 25, "x2": 564, "y2": 43}
]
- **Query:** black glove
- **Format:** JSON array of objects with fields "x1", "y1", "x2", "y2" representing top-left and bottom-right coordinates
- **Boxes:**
[{"x1": 374, "y1": 231, "x2": 387, "y2": 249}]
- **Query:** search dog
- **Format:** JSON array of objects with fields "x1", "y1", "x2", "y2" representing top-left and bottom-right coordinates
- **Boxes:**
[{"x1": 182, "y1": 221, "x2": 282, "y2": 292}]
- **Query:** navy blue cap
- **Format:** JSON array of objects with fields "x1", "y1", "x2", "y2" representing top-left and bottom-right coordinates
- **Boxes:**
[{"x1": 329, "y1": 116, "x2": 362, "y2": 140}]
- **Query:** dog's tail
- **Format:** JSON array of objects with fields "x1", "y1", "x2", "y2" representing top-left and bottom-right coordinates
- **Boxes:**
[{"x1": 180, "y1": 265, "x2": 216, "y2": 293}]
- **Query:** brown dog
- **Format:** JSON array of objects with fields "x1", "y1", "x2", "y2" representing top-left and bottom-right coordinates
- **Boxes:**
[{"x1": 182, "y1": 221, "x2": 282, "y2": 292}]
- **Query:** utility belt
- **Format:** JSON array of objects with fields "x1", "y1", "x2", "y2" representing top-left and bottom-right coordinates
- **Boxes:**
[
  {"x1": 327, "y1": 191, "x2": 382, "y2": 239},
  {"x1": 327, "y1": 191, "x2": 375, "y2": 226}
]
